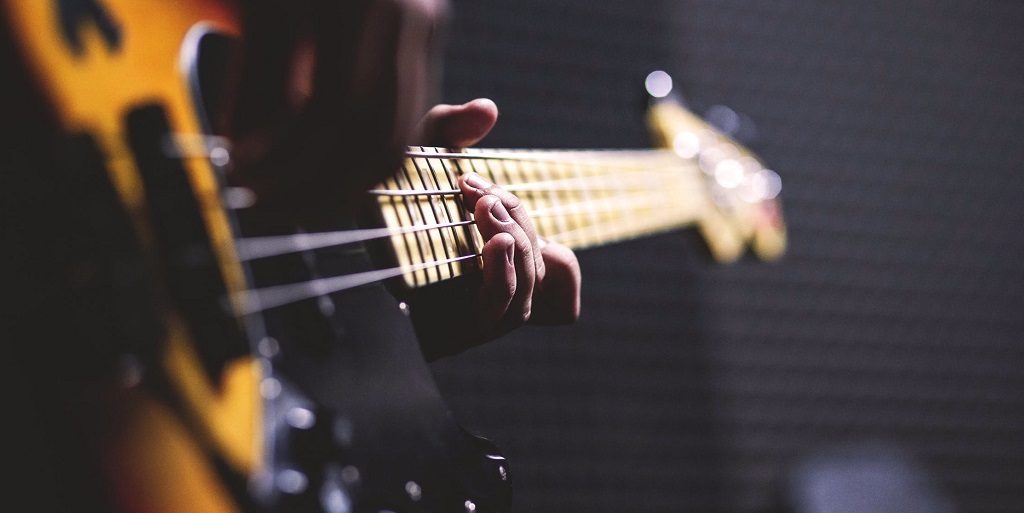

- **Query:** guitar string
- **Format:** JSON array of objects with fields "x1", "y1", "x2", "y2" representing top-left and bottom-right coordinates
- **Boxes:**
[
  {"x1": 165, "y1": 134, "x2": 693, "y2": 175},
  {"x1": 229, "y1": 203, "x2": 709, "y2": 317},
  {"x1": 366, "y1": 181, "x2": 704, "y2": 197},
  {"x1": 234, "y1": 220, "x2": 476, "y2": 261},
  {"x1": 405, "y1": 149, "x2": 684, "y2": 170},
  {"x1": 165, "y1": 137, "x2": 717, "y2": 314},
  {"x1": 230, "y1": 254, "x2": 479, "y2": 316},
  {"x1": 399, "y1": 158, "x2": 437, "y2": 284},
  {"x1": 227, "y1": 212, "x2": 710, "y2": 315},
  {"x1": 232, "y1": 157, "x2": 706, "y2": 263},
  {"x1": 225, "y1": 152, "x2": 713, "y2": 313},
  {"x1": 364, "y1": 163, "x2": 704, "y2": 197},
  {"x1": 421, "y1": 149, "x2": 460, "y2": 278},
  {"x1": 233, "y1": 184, "x2": 703, "y2": 261}
]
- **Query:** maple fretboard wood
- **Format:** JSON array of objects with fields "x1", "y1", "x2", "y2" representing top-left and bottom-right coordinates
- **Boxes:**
[{"x1": 372, "y1": 146, "x2": 711, "y2": 289}]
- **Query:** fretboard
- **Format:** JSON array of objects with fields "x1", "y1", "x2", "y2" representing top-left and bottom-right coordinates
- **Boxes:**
[{"x1": 369, "y1": 146, "x2": 715, "y2": 290}]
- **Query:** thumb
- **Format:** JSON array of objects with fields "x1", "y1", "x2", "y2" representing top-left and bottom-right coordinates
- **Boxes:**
[{"x1": 413, "y1": 98, "x2": 498, "y2": 147}]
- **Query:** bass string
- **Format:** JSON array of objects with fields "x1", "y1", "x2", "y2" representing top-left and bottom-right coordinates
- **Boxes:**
[
  {"x1": 230, "y1": 254, "x2": 479, "y2": 316},
  {"x1": 230, "y1": 176, "x2": 709, "y2": 313},
  {"x1": 162, "y1": 133, "x2": 695, "y2": 179},
  {"x1": 236, "y1": 182, "x2": 705, "y2": 261},
  {"x1": 165, "y1": 133, "x2": 709, "y2": 313},
  {"x1": 228, "y1": 200, "x2": 706, "y2": 316}
]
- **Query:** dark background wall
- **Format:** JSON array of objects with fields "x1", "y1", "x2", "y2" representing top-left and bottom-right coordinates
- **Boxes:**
[{"x1": 428, "y1": 1, "x2": 1024, "y2": 512}]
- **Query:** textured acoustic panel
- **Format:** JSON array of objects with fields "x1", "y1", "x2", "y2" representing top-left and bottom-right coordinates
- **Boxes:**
[{"x1": 429, "y1": 1, "x2": 1024, "y2": 512}]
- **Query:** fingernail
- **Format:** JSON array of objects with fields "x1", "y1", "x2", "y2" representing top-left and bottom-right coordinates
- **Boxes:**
[
  {"x1": 490, "y1": 200, "x2": 512, "y2": 222},
  {"x1": 464, "y1": 173, "x2": 492, "y2": 190}
]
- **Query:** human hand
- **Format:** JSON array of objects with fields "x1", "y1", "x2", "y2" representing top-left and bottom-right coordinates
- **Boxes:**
[{"x1": 410, "y1": 99, "x2": 582, "y2": 359}]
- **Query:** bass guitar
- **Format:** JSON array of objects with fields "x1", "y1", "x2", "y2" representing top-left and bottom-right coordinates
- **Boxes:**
[{"x1": 1, "y1": 1, "x2": 784, "y2": 511}]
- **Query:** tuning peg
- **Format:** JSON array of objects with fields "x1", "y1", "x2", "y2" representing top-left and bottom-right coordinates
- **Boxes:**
[{"x1": 644, "y1": 79, "x2": 787, "y2": 263}]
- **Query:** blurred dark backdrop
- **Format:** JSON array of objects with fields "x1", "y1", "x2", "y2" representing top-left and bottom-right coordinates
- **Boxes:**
[{"x1": 428, "y1": 1, "x2": 1024, "y2": 512}]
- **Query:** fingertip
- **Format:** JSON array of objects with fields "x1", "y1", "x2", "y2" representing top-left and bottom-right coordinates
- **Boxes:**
[
  {"x1": 459, "y1": 173, "x2": 489, "y2": 209},
  {"x1": 492, "y1": 231, "x2": 516, "y2": 265},
  {"x1": 464, "y1": 98, "x2": 498, "y2": 123},
  {"x1": 482, "y1": 232, "x2": 516, "y2": 271},
  {"x1": 442, "y1": 98, "x2": 498, "y2": 147},
  {"x1": 415, "y1": 98, "x2": 499, "y2": 147},
  {"x1": 461, "y1": 172, "x2": 493, "y2": 191},
  {"x1": 473, "y1": 190, "x2": 499, "y2": 212},
  {"x1": 458, "y1": 98, "x2": 498, "y2": 146}
]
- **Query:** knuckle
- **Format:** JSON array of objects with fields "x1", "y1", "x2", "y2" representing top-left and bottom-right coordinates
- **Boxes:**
[
  {"x1": 500, "y1": 192, "x2": 522, "y2": 212},
  {"x1": 517, "y1": 239, "x2": 534, "y2": 262},
  {"x1": 475, "y1": 193, "x2": 499, "y2": 214}
]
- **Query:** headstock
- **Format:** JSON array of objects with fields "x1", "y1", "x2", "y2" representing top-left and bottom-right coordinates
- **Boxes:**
[{"x1": 644, "y1": 72, "x2": 787, "y2": 263}]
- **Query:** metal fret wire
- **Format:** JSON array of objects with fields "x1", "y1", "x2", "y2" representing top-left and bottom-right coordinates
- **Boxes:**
[
  {"x1": 225, "y1": 146, "x2": 710, "y2": 313},
  {"x1": 401, "y1": 159, "x2": 437, "y2": 283},
  {"x1": 418, "y1": 150, "x2": 457, "y2": 278}
]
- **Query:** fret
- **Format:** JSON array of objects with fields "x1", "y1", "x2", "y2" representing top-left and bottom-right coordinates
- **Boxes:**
[
  {"x1": 446, "y1": 156, "x2": 486, "y2": 270},
  {"x1": 523, "y1": 155, "x2": 556, "y2": 243},
  {"x1": 583, "y1": 153, "x2": 612, "y2": 248},
  {"x1": 596, "y1": 161, "x2": 618, "y2": 249},
  {"x1": 430, "y1": 150, "x2": 472, "y2": 263},
  {"x1": 378, "y1": 173, "x2": 418, "y2": 286},
  {"x1": 411, "y1": 155, "x2": 446, "y2": 283},
  {"x1": 522, "y1": 157, "x2": 541, "y2": 239},
  {"x1": 370, "y1": 140, "x2": 780, "y2": 291},
  {"x1": 594, "y1": 154, "x2": 616, "y2": 248},
  {"x1": 395, "y1": 161, "x2": 428, "y2": 286},
  {"x1": 483, "y1": 151, "x2": 507, "y2": 190},
  {"x1": 440, "y1": 152, "x2": 475, "y2": 272},
  {"x1": 417, "y1": 149, "x2": 454, "y2": 279},
  {"x1": 608, "y1": 153, "x2": 638, "y2": 246},
  {"x1": 403, "y1": 156, "x2": 434, "y2": 283},
  {"x1": 551, "y1": 159, "x2": 572, "y2": 244},
  {"x1": 436, "y1": 148, "x2": 470, "y2": 278},
  {"x1": 567, "y1": 155, "x2": 585, "y2": 245},
  {"x1": 377, "y1": 151, "x2": 486, "y2": 289},
  {"x1": 577, "y1": 158, "x2": 598, "y2": 248},
  {"x1": 462, "y1": 156, "x2": 488, "y2": 266}
]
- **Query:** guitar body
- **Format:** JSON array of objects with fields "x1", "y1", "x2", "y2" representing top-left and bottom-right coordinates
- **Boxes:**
[
  {"x1": 2, "y1": 1, "x2": 510, "y2": 512},
  {"x1": 3, "y1": 0, "x2": 262, "y2": 511}
]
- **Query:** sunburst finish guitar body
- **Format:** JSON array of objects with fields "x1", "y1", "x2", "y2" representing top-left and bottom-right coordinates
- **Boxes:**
[
  {"x1": 1, "y1": 1, "x2": 784, "y2": 512},
  {"x1": 3, "y1": 0, "x2": 263, "y2": 511}
]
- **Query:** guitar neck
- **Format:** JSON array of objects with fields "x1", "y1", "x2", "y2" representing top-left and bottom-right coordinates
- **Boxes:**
[{"x1": 370, "y1": 146, "x2": 712, "y2": 290}]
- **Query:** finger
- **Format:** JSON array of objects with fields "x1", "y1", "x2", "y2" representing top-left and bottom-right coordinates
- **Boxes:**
[
  {"x1": 477, "y1": 233, "x2": 517, "y2": 328},
  {"x1": 475, "y1": 195, "x2": 536, "y2": 324},
  {"x1": 414, "y1": 98, "x2": 499, "y2": 147},
  {"x1": 529, "y1": 239, "x2": 582, "y2": 325},
  {"x1": 460, "y1": 173, "x2": 546, "y2": 281}
]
